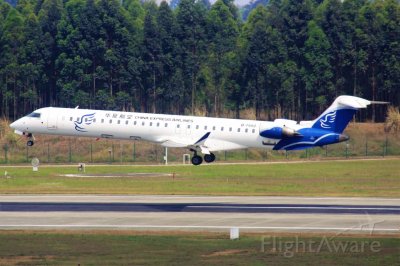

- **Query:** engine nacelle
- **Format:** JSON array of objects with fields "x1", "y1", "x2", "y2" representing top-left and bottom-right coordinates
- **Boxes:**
[{"x1": 260, "y1": 126, "x2": 301, "y2": 139}]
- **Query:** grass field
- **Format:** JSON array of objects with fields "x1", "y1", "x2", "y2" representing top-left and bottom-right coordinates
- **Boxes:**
[
  {"x1": 0, "y1": 231, "x2": 398, "y2": 265},
  {"x1": 0, "y1": 158, "x2": 399, "y2": 196}
]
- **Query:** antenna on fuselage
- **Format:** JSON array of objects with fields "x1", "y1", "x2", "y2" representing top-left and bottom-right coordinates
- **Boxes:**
[{"x1": 75, "y1": 106, "x2": 79, "y2": 109}]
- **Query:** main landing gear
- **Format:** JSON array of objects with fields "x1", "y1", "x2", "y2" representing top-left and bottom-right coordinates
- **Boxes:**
[
  {"x1": 191, "y1": 154, "x2": 203, "y2": 166},
  {"x1": 190, "y1": 149, "x2": 216, "y2": 166},
  {"x1": 204, "y1": 153, "x2": 216, "y2": 163}
]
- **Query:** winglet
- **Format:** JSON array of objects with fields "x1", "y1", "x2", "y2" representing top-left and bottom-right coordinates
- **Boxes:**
[{"x1": 194, "y1": 132, "x2": 211, "y2": 145}]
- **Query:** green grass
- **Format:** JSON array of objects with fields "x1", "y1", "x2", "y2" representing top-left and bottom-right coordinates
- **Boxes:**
[
  {"x1": 0, "y1": 231, "x2": 398, "y2": 265},
  {"x1": 0, "y1": 159, "x2": 399, "y2": 196}
]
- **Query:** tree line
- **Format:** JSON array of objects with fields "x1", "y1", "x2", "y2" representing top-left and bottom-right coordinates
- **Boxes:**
[{"x1": 0, "y1": 0, "x2": 399, "y2": 122}]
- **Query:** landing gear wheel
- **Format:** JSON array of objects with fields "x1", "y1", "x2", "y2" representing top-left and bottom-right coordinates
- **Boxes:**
[
  {"x1": 191, "y1": 155, "x2": 203, "y2": 166},
  {"x1": 27, "y1": 140, "x2": 34, "y2": 146},
  {"x1": 204, "y1": 153, "x2": 216, "y2": 163}
]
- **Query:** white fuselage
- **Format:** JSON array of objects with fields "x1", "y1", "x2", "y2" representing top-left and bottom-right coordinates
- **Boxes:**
[
  {"x1": 10, "y1": 96, "x2": 375, "y2": 164},
  {"x1": 10, "y1": 107, "x2": 301, "y2": 152}
]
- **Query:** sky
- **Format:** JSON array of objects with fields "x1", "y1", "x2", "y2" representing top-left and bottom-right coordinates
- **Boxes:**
[
  {"x1": 215, "y1": 0, "x2": 252, "y2": 7},
  {"x1": 155, "y1": 0, "x2": 252, "y2": 7}
]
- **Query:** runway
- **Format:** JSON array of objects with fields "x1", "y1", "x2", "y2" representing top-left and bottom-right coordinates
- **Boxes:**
[
  {"x1": 1, "y1": 202, "x2": 400, "y2": 215},
  {"x1": 0, "y1": 195, "x2": 399, "y2": 234}
]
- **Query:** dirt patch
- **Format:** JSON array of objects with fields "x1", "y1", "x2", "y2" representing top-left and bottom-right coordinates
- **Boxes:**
[
  {"x1": 59, "y1": 173, "x2": 172, "y2": 178},
  {"x1": 202, "y1": 249, "x2": 251, "y2": 257},
  {"x1": 0, "y1": 255, "x2": 56, "y2": 265}
]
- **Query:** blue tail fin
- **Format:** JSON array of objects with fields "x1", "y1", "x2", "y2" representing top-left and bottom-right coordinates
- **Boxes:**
[
  {"x1": 312, "y1": 108, "x2": 357, "y2": 133},
  {"x1": 310, "y1": 96, "x2": 371, "y2": 133}
]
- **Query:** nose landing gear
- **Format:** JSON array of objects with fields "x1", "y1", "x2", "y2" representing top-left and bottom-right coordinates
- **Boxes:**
[{"x1": 26, "y1": 133, "x2": 35, "y2": 146}]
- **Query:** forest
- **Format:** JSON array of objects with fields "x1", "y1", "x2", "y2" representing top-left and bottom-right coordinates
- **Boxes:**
[{"x1": 0, "y1": 0, "x2": 399, "y2": 122}]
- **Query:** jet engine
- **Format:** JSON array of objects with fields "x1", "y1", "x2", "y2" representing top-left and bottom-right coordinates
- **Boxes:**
[{"x1": 260, "y1": 126, "x2": 302, "y2": 139}]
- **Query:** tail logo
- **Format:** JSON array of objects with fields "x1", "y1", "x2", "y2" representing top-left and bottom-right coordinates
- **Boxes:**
[
  {"x1": 320, "y1": 110, "x2": 336, "y2": 129},
  {"x1": 74, "y1": 113, "x2": 95, "y2": 132}
]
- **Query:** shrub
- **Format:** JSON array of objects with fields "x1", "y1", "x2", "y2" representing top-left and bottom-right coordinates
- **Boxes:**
[{"x1": 385, "y1": 106, "x2": 400, "y2": 133}]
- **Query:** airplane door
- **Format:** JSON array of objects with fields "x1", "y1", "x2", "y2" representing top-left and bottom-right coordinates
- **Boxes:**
[{"x1": 47, "y1": 112, "x2": 58, "y2": 130}]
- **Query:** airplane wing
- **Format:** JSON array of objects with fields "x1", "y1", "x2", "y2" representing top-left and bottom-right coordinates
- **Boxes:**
[
  {"x1": 159, "y1": 132, "x2": 247, "y2": 154},
  {"x1": 159, "y1": 132, "x2": 212, "y2": 154}
]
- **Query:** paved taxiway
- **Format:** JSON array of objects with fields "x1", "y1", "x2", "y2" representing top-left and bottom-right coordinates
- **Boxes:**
[{"x1": 0, "y1": 195, "x2": 399, "y2": 234}]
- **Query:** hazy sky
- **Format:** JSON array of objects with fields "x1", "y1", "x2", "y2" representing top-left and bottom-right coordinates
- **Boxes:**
[
  {"x1": 210, "y1": 0, "x2": 251, "y2": 7},
  {"x1": 234, "y1": 0, "x2": 252, "y2": 6},
  {"x1": 157, "y1": 0, "x2": 252, "y2": 7}
]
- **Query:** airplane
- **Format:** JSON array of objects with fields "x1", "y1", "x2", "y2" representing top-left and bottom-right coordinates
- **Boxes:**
[{"x1": 9, "y1": 95, "x2": 383, "y2": 165}]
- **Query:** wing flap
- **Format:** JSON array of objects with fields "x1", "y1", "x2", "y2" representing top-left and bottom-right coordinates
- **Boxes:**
[
  {"x1": 161, "y1": 139, "x2": 191, "y2": 148},
  {"x1": 159, "y1": 132, "x2": 247, "y2": 153},
  {"x1": 160, "y1": 132, "x2": 212, "y2": 149}
]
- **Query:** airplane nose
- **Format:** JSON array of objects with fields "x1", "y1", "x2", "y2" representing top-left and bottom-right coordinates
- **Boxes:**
[
  {"x1": 10, "y1": 121, "x2": 17, "y2": 129},
  {"x1": 10, "y1": 119, "x2": 22, "y2": 129}
]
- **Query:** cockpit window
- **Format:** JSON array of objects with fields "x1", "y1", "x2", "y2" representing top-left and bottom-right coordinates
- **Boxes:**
[{"x1": 27, "y1": 112, "x2": 41, "y2": 118}]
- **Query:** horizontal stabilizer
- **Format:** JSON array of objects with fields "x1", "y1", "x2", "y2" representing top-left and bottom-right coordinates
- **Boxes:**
[
  {"x1": 370, "y1": 101, "x2": 390, "y2": 105},
  {"x1": 336, "y1": 95, "x2": 371, "y2": 109}
]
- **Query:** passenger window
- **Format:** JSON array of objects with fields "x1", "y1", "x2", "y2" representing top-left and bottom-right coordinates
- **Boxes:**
[
  {"x1": 142, "y1": 121, "x2": 145, "y2": 126},
  {"x1": 70, "y1": 117, "x2": 73, "y2": 121},
  {"x1": 117, "y1": 120, "x2": 120, "y2": 124},
  {"x1": 229, "y1": 127, "x2": 232, "y2": 132},
  {"x1": 221, "y1": 127, "x2": 224, "y2": 131},
  {"x1": 237, "y1": 128, "x2": 240, "y2": 132},
  {"x1": 196, "y1": 125, "x2": 199, "y2": 129},
  {"x1": 101, "y1": 119, "x2": 104, "y2": 123},
  {"x1": 93, "y1": 118, "x2": 96, "y2": 123},
  {"x1": 212, "y1": 126, "x2": 216, "y2": 130},
  {"x1": 125, "y1": 120, "x2": 128, "y2": 125},
  {"x1": 204, "y1": 126, "x2": 208, "y2": 130},
  {"x1": 150, "y1": 122, "x2": 153, "y2": 126},
  {"x1": 134, "y1": 121, "x2": 137, "y2": 125},
  {"x1": 165, "y1": 123, "x2": 168, "y2": 127},
  {"x1": 245, "y1": 128, "x2": 248, "y2": 133},
  {"x1": 187, "y1": 125, "x2": 190, "y2": 129},
  {"x1": 177, "y1": 124, "x2": 180, "y2": 128},
  {"x1": 252, "y1": 129, "x2": 255, "y2": 133},
  {"x1": 157, "y1": 122, "x2": 160, "y2": 127},
  {"x1": 109, "y1": 119, "x2": 112, "y2": 124}
]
